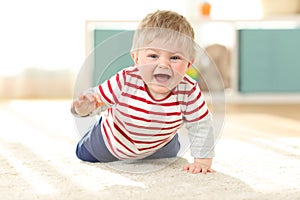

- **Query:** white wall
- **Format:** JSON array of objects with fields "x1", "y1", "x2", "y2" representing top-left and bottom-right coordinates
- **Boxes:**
[{"x1": 0, "y1": 0, "x2": 186, "y2": 76}]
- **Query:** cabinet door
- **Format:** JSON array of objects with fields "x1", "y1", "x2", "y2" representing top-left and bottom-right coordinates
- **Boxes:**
[
  {"x1": 238, "y1": 29, "x2": 300, "y2": 93},
  {"x1": 93, "y1": 30, "x2": 134, "y2": 85}
]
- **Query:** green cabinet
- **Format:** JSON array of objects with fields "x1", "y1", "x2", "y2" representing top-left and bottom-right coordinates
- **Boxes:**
[
  {"x1": 93, "y1": 30, "x2": 134, "y2": 85},
  {"x1": 238, "y1": 29, "x2": 300, "y2": 93}
]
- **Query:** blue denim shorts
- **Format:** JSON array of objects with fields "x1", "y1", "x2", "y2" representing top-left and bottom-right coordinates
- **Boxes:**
[{"x1": 76, "y1": 118, "x2": 180, "y2": 162}]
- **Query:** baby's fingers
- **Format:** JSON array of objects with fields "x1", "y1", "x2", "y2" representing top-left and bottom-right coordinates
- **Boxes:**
[
  {"x1": 78, "y1": 94, "x2": 86, "y2": 101},
  {"x1": 183, "y1": 165, "x2": 189, "y2": 171},
  {"x1": 72, "y1": 100, "x2": 79, "y2": 107},
  {"x1": 85, "y1": 93, "x2": 97, "y2": 102},
  {"x1": 199, "y1": 167, "x2": 215, "y2": 174},
  {"x1": 201, "y1": 167, "x2": 208, "y2": 174},
  {"x1": 183, "y1": 165, "x2": 196, "y2": 173},
  {"x1": 183, "y1": 164, "x2": 214, "y2": 174}
]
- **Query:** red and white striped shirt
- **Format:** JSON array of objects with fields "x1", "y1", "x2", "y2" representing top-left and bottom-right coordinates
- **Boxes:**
[{"x1": 94, "y1": 66, "x2": 212, "y2": 160}]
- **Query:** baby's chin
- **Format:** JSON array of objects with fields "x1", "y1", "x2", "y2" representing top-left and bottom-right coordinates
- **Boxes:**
[{"x1": 147, "y1": 84, "x2": 172, "y2": 96}]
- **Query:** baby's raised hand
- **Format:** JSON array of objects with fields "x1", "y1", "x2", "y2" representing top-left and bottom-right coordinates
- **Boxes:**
[{"x1": 72, "y1": 93, "x2": 105, "y2": 116}]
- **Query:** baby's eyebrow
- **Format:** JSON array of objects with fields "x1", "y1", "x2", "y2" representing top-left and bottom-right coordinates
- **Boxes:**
[
  {"x1": 148, "y1": 48, "x2": 181, "y2": 54},
  {"x1": 170, "y1": 52, "x2": 186, "y2": 58},
  {"x1": 172, "y1": 52, "x2": 184, "y2": 55},
  {"x1": 144, "y1": 48, "x2": 186, "y2": 58},
  {"x1": 145, "y1": 48, "x2": 159, "y2": 52}
]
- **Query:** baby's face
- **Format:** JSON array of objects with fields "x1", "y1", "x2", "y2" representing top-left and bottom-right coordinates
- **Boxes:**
[{"x1": 132, "y1": 48, "x2": 190, "y2": 99}]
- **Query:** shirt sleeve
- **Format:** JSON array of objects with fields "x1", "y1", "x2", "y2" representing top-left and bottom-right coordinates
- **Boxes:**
[{"x1": 183, "y1": 84, "x2": 215, "y2": 158}]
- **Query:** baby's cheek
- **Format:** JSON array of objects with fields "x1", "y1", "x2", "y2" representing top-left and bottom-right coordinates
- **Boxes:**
[{"x1": 172, "y1": 65, "x2": 188, "y2": 76}]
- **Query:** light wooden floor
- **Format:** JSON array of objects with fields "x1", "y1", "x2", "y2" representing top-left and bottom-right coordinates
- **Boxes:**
[
  {"x1": 225, "y1": 103, "x2": 300, "y2": 137},
  {"x1": 0, "y1": 100, "x2": 299, "y2": 199}
]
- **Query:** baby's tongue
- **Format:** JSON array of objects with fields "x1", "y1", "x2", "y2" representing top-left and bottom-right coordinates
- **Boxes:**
[{"x1": 155, "y1": 74, "x2": 169, "y2": 83}]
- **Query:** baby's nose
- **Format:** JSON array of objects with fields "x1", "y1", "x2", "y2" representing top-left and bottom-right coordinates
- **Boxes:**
[
  {"x1": 158, "y1": 60, "x2": 171, "y2": 68},
  {"x1": 158, "y1": 64, "x2": 169, "y2": 69},
  {"x1": 158, "y1": 56, "x2": 171, "y2": 67}
]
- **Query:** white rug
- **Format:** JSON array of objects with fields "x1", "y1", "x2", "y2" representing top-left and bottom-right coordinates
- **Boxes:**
[{"x1": 0, "y1": 100, "x2": 299, "y2": 199}]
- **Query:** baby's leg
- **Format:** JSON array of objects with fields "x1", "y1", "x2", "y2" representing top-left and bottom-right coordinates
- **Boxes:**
[
  {"x1": 145, "y1": 134, "x2": 180, "y2": 159},
  {"x1": 75, "y1": 118, "x2": 118, "y2": 162}
]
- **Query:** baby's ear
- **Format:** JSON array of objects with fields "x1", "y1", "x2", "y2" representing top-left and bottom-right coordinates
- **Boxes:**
[
  {"x1": 131, "y1": 52, "x2": 138, "y2": 64},
  {"x1": 187, "y1": 60, "x2": 194, "y2": 68}
]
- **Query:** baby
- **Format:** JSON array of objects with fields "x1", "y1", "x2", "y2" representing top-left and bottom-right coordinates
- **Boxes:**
[{"x1": 71, "y1": 10, "x2": 215, "y2": 174}]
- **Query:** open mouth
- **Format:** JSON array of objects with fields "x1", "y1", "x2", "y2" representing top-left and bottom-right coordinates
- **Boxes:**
[{"x1": 154, "y1": 74, "x2": 171, "y2": 83}]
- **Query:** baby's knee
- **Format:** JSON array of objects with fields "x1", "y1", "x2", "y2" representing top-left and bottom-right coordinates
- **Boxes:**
[{"x1": 75, "y1": 143, "x2": 98, "y2": 162}]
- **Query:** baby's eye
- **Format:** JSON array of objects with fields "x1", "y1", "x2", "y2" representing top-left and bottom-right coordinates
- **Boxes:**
[
  {"x1": 148, "y1": 54, "x2": 158, "y2": 59},
  {"x1": 171, "y1": 55, "x2": 181, "y2": 60}
]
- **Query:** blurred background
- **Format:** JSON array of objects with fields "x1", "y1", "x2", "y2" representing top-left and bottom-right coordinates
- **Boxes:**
[{"x1": 1, "y1": 0, "x2": 299, "y2": 101}]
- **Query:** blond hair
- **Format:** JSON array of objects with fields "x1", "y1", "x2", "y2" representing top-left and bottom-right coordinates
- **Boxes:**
[
  {"x1": 131, "y1": 10, "x2": 196, "y2": 61},
  {"x1": 138, "y1": 10, "x2": 194, "y2": 39}
]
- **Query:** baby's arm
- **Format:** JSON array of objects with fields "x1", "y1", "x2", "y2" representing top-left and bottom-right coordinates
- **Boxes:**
[
  {"x1": 183, "y1": 118, "x2": 215, "y2": 174},
  {"x1": 71, "y1": 68, "x2": 125, "y2": 117}
]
